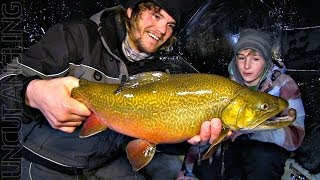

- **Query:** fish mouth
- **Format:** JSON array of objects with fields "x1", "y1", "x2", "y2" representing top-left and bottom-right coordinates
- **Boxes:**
[{"x1": 241, "y1": 108, "x2": 297, "y2": 131}]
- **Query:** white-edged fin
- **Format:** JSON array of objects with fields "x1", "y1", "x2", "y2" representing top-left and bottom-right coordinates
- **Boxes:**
[{"x1": 79, "y1": 113, "x2": 108, "y2": 138}]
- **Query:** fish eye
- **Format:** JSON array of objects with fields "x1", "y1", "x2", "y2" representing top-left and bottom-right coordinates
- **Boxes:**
[{"x1": 260, "y1": 103, "x2": 269, "y2": 110}]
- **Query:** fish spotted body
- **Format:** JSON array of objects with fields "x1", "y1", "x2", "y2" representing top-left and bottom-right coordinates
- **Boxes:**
[{"x1": 71, "y1": 72, "x2": 295, "y2": 171}]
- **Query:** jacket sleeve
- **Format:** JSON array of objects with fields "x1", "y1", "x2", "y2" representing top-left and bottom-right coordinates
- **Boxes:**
[
  {"x1": 0, "y1": 22, "x2": 84, "y2": 122},
  {"x1": 250, "y1": 76, "x2": 306, "y2": 151}
]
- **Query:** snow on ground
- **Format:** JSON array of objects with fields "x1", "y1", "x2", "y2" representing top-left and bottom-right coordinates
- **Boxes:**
[{"x1": 282, "y1": 158, "x2": 320, "y2": 180}]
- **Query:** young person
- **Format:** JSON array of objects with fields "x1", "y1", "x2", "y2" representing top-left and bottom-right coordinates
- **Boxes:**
[
  {"x1": 0, "y1": 0, "x2": 223, "y2": 179},
  {"x1": 178, "y1": 29, "x2": 305, "y2": 180}
]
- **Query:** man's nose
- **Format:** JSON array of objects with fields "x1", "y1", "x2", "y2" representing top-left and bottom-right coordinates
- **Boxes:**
[{"x1": 157, "y1": 21, "x2": 167, "y2": 35}]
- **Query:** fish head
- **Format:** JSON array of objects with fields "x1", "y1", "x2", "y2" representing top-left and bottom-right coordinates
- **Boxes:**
[{"x1": 222, "y1": 89, "x2": 288, "y2": 131}]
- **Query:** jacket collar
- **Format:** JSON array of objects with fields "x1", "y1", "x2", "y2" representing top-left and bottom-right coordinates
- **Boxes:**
[{"x1": 99, "y1": 6, "x2": 127, "y2": 58}]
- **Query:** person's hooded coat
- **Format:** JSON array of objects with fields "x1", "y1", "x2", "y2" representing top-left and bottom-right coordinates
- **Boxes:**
[{"x1": 228, "y1": 29, "x2": 305, "y2": 151}]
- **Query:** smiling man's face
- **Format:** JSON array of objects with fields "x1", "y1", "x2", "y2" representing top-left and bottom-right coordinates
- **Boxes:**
[{"x1": 126, "y1": 5, "x2": 176, "y2": 53}]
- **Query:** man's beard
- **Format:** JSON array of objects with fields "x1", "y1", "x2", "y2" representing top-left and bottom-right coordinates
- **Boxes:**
[{"x1": 136, "y1": 37, "x2": 159, "y2": 54}]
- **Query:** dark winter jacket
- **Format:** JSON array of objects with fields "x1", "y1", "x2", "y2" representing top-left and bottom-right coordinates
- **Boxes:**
[{"x1": 0, "y1": 5, "x2": 197, "y2": 171}]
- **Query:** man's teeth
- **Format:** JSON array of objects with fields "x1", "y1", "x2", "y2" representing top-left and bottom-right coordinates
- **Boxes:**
[{"x1": 148, "y1": 33, "x2": 159, "y2": 40}]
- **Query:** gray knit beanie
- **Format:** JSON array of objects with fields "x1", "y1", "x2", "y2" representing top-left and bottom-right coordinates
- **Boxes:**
[{"x1": 228, "y1": 29, "x2": 273, "y2": 84}]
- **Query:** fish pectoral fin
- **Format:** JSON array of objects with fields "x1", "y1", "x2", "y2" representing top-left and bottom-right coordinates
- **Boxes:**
[
  {"x1": 79, "y1": 113, "x2": 107, "y2": 138},
  {"x1": 202, "y1": 128, "x2": 229, "y2": 160},
  {"x1": 126, "y1": 139, "x2": 156, "y2": 171}
]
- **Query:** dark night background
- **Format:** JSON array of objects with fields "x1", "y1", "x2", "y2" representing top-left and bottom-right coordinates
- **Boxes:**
[{"x1": 1, "y1": 0, "x2": 319, "y2": 177}]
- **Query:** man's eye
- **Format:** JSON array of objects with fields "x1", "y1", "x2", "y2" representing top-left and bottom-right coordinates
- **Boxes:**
[
  {"x1": 237, "y1": 57, "x2": 245, "y2": 60},
  {"x1": 168, "y1": 23, "x2": 175, "y2": 29},
  {"x1": 153, "y1": 14, "x2": 161, "y2": 20}
]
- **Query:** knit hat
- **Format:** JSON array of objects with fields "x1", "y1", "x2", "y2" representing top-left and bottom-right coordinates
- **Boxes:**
[
  {"x1": 228, "y1": 29, "x2": 273, "y2": 85},
  {"x1": 125, "y1": 0, "x2": 183, "y2": 29}
]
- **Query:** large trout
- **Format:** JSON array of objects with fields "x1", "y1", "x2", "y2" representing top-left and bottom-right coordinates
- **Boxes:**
[{"x1": 71, "y1": 72, "x2": 296, "y2": 171}]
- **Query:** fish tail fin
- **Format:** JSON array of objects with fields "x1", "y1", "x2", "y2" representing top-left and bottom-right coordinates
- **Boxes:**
[
  {"x1": 202, "y1": 128, "x2": 229, "y2": 160},
  {"x1": 79, "y1": 113, "x2": 108, "y2": 138},
  {"x1": 126, "y1": 139, "x2": 156, "y2": 171}
]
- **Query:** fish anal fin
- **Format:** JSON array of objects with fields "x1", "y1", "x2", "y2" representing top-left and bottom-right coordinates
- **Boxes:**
[
  {"x1": 79, "y1": 113, "x2": 107, "y2": 138},
  {"x1": 126, "y1": 139, "x2": 156, "y2": 171},
  {"x1": 202, "y1": 128, "x2": 229, "y2": 160}
]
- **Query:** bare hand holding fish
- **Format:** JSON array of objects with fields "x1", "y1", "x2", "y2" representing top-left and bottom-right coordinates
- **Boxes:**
[{"x1": 25, "y1": 76, "x2": 91, "y2": 133}]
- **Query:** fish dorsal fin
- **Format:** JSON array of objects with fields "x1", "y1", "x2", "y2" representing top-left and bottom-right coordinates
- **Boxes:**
[
  {"x1": 116, "y1": 71, "x2": 169, "y2": 93},
  {"x1": 126, "y1": 139, "x2": 156, "y2": 171},
  {"x1": 79, "y1": 113, "x2": 108, "y2": 138},
  {"x1": 202, "y1": 128, "x2": 229, "y2": 160}
]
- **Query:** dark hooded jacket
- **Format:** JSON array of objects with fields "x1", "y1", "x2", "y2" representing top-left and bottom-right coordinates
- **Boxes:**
[{"x1": 0, "y1": 5, "x2": 197, "y2": 171}]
